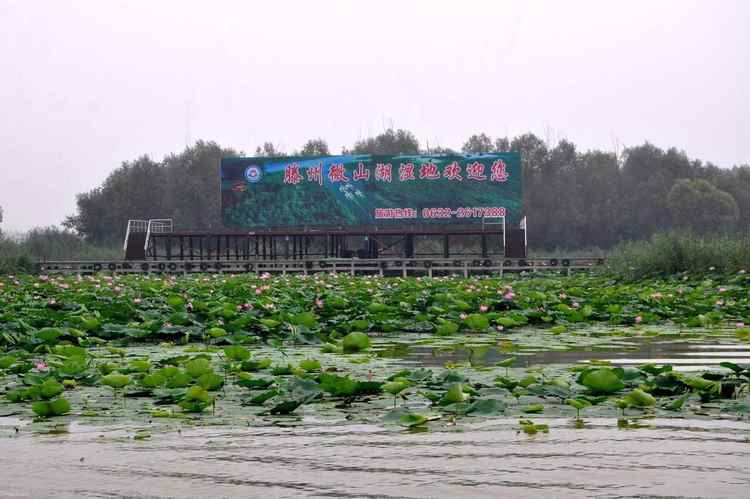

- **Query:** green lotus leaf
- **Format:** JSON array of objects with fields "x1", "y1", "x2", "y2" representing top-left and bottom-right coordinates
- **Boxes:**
[
  {"x1": 467, "y1": 398, "x2": 506, "y2": 416},
  {"x1": 36, "y1": 328, "x2": 62, "y2": 344},
  {"x1": 299, "y1": 359, "x2": 321, "y2": 372},
  {"x1": 101, "y1": 374, "x2": 131, "y2": 389},
  {"x1": 342, "y1": 332, "x2": 371, "y2": 353},
  {"x1": 185, "y1": 358, "x2": 213, "y2": 378},
  {"x1": 521, "y1": 403, "x2": 544, "y2": 414},
  {"x1": 578, "y1": 368, "x2": 625, "y2": 394},
  {"x1": 224, "y1": 345, "x2": 251, "y2": 362},
  {"x1": 141, "y1": 373, "x2": 167, "y2": 389},
  {"x1": 399, "y1": 412, "x2": 428, "y2": 427},
  {"x1": 166, "y1": 371, "x2": 192, "y2": 388},
  {"x1": 40, "y1": 379, "x2": 64, "y2": 400},
  {"x1": 197, "y1": 372, "x2": 224, "y2": 391},
  {"x1": 623, "y1": 389, "x2": 656, "y2": 407},
  {"x1": 464, "y1": 314, "x2": 489, "y2": 331}
]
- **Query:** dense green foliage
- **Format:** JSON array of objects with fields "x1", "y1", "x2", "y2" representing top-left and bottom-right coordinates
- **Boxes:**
[
  {"x1": 58, "y1": 130, "x2": 750, "y2": 248},
  {"x1": 2, "y1": 273, "x2": 747, "y2": 350},
  {"x1": 0, "y1": 227, "x2": 118, "y2": 273},
  {"x1": 608, "y1": 231, "x2": 750, "y2": 279},
  {"x1": 1, "y1": 272, "x2": 749, "y2": 428}
]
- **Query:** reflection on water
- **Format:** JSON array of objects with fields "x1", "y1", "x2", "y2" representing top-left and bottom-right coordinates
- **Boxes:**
[
  {"x1": 1, "y1": 418, "x2": 748, "y2": 499},
  {"x1": 390, "y1": 335, "x2": 750, "y2": 371}
]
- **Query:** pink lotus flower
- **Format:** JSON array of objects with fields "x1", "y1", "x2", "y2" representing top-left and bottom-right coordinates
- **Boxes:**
[
  {"x1": 496, "y1": 325, "x2": 504, "y2": 331},
  {"x1": 479, "y1": 304, "x2": 489, "y2": 313},
  {"x1": 635, "y1": 315, "x2": 643, "y2": 324},
  {"x1": 459, "y1": 313, "x2": 468, "y2": 320},
  {"x1": 36, "y1": 362, "x2": 48, "y2": 371},
  {"x1": 133, "y1": 298, "x2": 142, "y2": 305},
  {"x1": 571, "y1": 302, "x2": 580, "y2": 309},
  {"x1": 559, "y1": 292, "x2": 567, "y2": 300},
  {"x1": 503, "y1": 292, "x2": 515, "y2": 300},
  {"x1": 260, "y1": 272, "x2": 271, "y2": 280},
  {"x1": 47, "y1": 299, "x2": 56, "y2": 306},
  {"x1": 242, "y1": 303, "x2": 253, "y2": 310},
  {"x1": 715, "y1": 300, "x2": 724, "y2": 307},
  {"x1": 650, "y1": 292, "x2": 662, "y2": 300},
  {"x1": 315, "y1": 298, "x2": 324, "y2": 309},
  {"x1": 255, "y1": 288, "x2": 263, "y2": 295},
  {"x1": 736, "y1": 322, "x2": 746, "y2": 328},
  {"x1": 718, "y1": 287, "x2": 727, "y2": 293}
]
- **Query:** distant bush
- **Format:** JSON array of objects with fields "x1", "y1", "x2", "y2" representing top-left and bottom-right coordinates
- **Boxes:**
[
  {"x1": 0, "y1": 226, "x2": 119, "y2": 274},
  {"x1": 608, "y1": 230, "x2": 750, "y2": 279}
]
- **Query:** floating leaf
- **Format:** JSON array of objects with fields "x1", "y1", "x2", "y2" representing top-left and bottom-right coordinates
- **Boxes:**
[
  {"x1": 578, "y1": 368, "x2": 624, "y2": 394},
  {"x1": 342, "y1": 332, "x2": 371, "y2": 353}
]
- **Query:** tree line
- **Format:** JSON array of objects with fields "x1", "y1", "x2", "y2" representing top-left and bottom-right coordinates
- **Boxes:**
[{"x1": 61, "y1": 130, "x2": 750, "y2": 249}]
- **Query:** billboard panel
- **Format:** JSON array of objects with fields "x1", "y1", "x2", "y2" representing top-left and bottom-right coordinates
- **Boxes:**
[{"x1": 221, "y1": 153, "x2": 522, "y2": 230}]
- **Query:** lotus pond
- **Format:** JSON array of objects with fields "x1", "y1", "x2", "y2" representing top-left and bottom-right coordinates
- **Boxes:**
[{"x1": 1, "y1": 272, "x2": 749, "y2": 498}]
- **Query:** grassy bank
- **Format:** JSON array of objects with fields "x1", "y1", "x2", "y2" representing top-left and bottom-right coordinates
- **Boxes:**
[{"x1": 607, "y1": 230, "x2": 750, "y2": 279}]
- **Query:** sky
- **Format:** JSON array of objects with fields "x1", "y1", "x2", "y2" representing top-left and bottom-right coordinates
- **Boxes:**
[{"x1": 1, "y1": 0, "x2": 748, "y2": 231}]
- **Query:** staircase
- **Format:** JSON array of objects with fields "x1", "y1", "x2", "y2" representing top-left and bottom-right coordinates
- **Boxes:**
[{"x1": 123, "y1": 219, "x2": 173, "y2": 260}]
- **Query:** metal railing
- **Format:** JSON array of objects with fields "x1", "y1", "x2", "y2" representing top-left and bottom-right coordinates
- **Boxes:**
[
  {"x1": 123, "y1": 220, "x2": 148, "y2": 252},
  {"x1": 39, "y1": 256, "x2": 606, "y2": 277},
  {"x1": 143, "y1": 219, "x2": 173, "y2": 251}
]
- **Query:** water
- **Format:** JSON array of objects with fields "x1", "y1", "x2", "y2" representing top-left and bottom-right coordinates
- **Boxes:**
[
  {"x1": 395, "y1": 334, "x2": 750, "y2": 371},
  {"x1": 1, "y1": 417, "x2": 749, "y2": 498},
  {"x1": 2, "y1": 328, "x2": 750, "y2": 498}
]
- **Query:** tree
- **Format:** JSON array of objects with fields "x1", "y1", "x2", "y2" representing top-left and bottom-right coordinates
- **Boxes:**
[
  {"x1": 255, "y1": 142, "x2": 285, "y2": 157},
  {"x1": 494, "y1": 137, "x2": 511, "y2": 152},
  {"x1": 461, "y1": 133, "x2": 494, "y2": 154},
  {"x1": 65, "y1": 141, "x2": 236, "y2": 243},
  {"x1": 667, "y1": 179, "x2": 739, "y2": 233},
  {"x1": 298, "y1": 138, "x2": 330, "y2": 156},
  {"x1": 427, "y1": 145, "x2": 457, "y2": 154},
  {"x1": 350, "y1": 128, "x2": 419, "y2": 155},
  {"x1": 163, "y1": 141, "x2": 238, "y2": 231}
]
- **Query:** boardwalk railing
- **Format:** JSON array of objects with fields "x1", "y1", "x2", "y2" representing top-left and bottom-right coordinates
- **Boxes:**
[{"x1": 39, "y1": 256, "x2": 605, "y2": 277}]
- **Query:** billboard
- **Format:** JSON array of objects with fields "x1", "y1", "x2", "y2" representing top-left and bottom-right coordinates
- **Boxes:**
[{"x1": 221, "y1": 153, "x2": 522, "y2": 230}]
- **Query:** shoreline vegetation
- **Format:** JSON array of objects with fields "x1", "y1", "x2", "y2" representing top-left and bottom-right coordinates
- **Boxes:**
[{"x1": 1, "y1": 229, "x2": 749, "y2": 279}]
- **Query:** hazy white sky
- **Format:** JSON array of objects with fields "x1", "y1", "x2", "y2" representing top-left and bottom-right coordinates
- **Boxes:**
[{"x1": 1, "y1": 0, "x2": 748, "y2": 231}]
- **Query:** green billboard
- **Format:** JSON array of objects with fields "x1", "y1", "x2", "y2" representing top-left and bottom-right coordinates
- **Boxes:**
[{"x1": 221, "y1": 153, "x2": 522, "y2": 230}]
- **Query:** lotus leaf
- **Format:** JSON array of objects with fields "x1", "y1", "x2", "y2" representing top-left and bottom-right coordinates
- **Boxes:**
[
  {"x1": 342, "y1": 332, "x2": 371, "y2": 353},
  {"x1": 578, "y1": 368, "x2": 625, "y2": 394}
]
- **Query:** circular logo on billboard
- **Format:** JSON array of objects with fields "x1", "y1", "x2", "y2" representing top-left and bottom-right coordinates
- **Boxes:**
[{"x1": 244, "y1": 165, "x2": 262, "y2": 183}]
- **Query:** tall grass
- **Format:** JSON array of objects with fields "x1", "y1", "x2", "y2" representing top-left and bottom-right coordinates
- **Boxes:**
[
  {"x1": 0, "y1": 227, "x2": 120, "y2": 273},
  {"x1": 607, "y1": 230, "x2": 750, "y2": 279}
]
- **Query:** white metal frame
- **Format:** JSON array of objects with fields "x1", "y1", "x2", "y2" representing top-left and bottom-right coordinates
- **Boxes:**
[
  {"x1": 481, "y1": 214, "x2": 506, "y2": 251},
  {"x1": 123, "y1": 219, "x2": 149, "y2": 252},
  {"x1": 144, "y1": 219, "x2": 174, "y2": 250}
]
